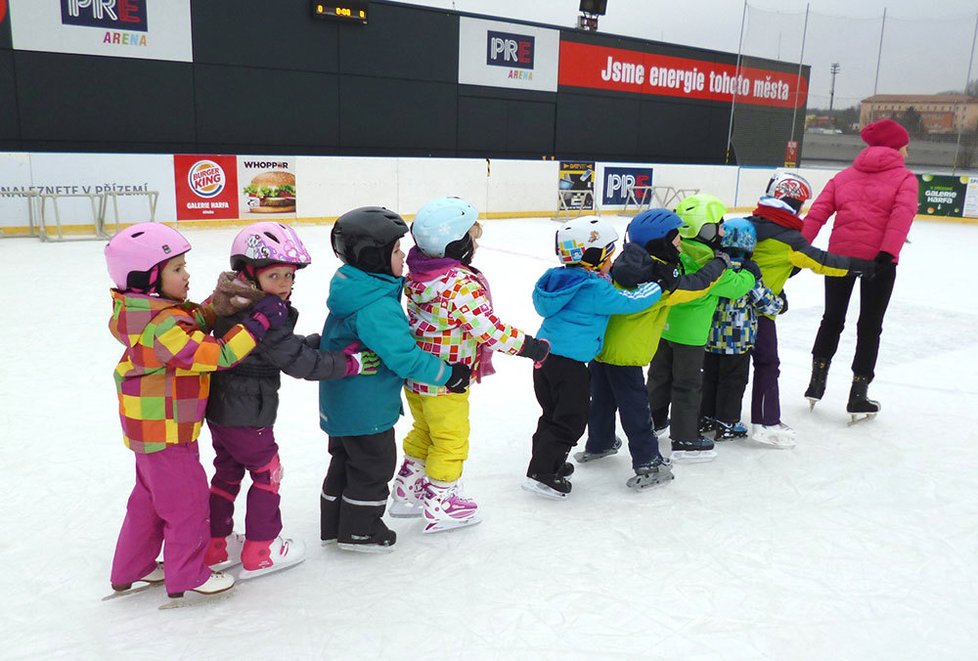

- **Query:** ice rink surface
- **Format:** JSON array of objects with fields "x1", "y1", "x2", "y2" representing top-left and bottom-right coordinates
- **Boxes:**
[{"x1": 2, "y1": 216, "x2": 977, "y2": 659}]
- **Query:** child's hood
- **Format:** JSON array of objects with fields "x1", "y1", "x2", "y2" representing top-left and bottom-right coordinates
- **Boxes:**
[
  {"x1": 109, "y1": 289, "x2": 185, "y2": 348},
  {"x1": 533, "y1": 266, "x2": 594, "y2": 316},
  {"x1": 327, "y1": 264, "x2": 403, "y2": 316},
  {"x1": 853, "y1": 145, "x2": 906, "y2": 173}
]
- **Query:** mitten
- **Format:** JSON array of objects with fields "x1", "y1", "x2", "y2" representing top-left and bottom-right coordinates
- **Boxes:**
[
  {"x1": 713, "y1": 250, "x2": 733, "y2": 269},
  {"x1": 341, "y1": 341, "x2": 381, "y2": 376},
  {"x1": 240, "y1": 295, "x2": 288, "y2": 339},
  {"x1": 444, "y1": 362, "x2": 472, "y2": 393},
  {"x1": 739, "y1": 259, "x2": 762, "y2": 281},
  {"x1": 210, "y1": 271, "x2": 265, "y2": 316},
  {"x1": 517, "y1": 336, "x2": 551, "y2": 366},
  {"x1": 874, "y1": 251, "x2": 896, "y2": 277},
  {"x1": 651, "y1": 261, "x2": 680, "y2": 292}
]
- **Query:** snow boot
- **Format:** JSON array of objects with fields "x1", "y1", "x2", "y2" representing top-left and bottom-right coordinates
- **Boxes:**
[
  {"x1": 715, "y1": 420, "x2": 749, "y2": 441},
  {"x1": 750, "y1": 422, "x2": 797, "y2": 448},
  {"x1": 237, "y1": 537, "x2": 306, "y2": 580},
  {"x1": 204, "y1": 532, "x2": 245, "y2": 571},
  {"x1": 805, "y1": 357, "x2": 831, "y2": 410},
  {"x1": 847, "y1": 374, "x2": 880, "y2": 425},
  {"x1": 522, "y1": 472, "x2": 573, "y2": 500},
  {"x1": 389, "y1": 456, "x2": 427, "y2": 519},
  {"x1": 670, "y1": 436, "x2": 717, "y2": 463},
  {"x1": 422, "y1": 480, "x2": 481, "y2": 534},
  {"x1": 573, "y1": 436, "x2": 622, "y2": 463},
  {"x1": 626, "y1": 456, "x2": 674, "y2": 491},
  {"x1": 337, "y1": 522, "x2": 397, "y2": 553}
]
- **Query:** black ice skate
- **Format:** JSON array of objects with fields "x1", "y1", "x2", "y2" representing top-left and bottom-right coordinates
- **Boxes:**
[
  {"x1": 338, "y1": 523, "x2": 397, "y2": 554},
  {"x1": 805, "y1": 357, "x2": 831, "y2": 410},
  {"x1": 670, "y1": 436, "x2": 717, "y2": 463},
  {"x1": 715, "y1": 420, "x2": 749, "y2": 441},
  {"x1": 522, "y1": 472, "x2": 572, "y2": 500},
  {"x1": 847, "y1": 374, "x2": 880, "y2": 425},
  {"x1": 698, "y1": 417, "x2": 717, "y2": 436},
  {"x1": 557, "y1": 461, "x2": 575, "y2": 479},
  {"x1": 573, "y1": 436, "x2": 622, "y2": 463},
  {"x1": 626, "y1": 456, "x2": 675, "y2": 491}
]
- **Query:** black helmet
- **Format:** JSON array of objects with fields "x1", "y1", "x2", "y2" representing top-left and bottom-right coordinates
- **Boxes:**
[{"x1": 331, "y1": 206, "x2": 408, "y2": 275}]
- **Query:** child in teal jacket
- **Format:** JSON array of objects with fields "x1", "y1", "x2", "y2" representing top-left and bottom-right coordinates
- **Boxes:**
[
  {"x1": 648, "y1": 194, "x2": 756, "y2": 462},
  {"x1": 318, "y1": 207, "x2": 470, "y2": 553}
]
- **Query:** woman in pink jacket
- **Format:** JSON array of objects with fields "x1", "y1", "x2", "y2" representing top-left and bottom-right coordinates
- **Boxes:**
[{"x1": 801, "y1": 119, "x2": 917, "y2": 420}]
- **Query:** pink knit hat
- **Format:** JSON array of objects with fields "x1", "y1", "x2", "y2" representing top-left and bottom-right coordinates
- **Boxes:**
[{"x1": 860, "y1": 119, "x2": 910, "y2": 149}]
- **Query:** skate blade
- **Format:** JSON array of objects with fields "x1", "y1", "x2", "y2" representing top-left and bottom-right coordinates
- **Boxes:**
[
  {"x1": 807, "y1": 397, "x2": 818, "y2": 411},
  {"x1": 388, "y1": 500, "x2": 424, "y2": 519},
  {"x1": 520, "y1": 478, "x2": 570, "y2": 500},
  {"x1": 572, "y1": 449, "x2": 617, "y2": 463},
  {"x1": 101, "y1": 581, "x2": 162, "y2": 601},
  {"x1": 627, "y1": 474, "x2": 676, "y2": 491},
  {"x1": 336, "y1": 542, "x2": 395, "y2": 554},
  {"x1": 159, "y1": 585, "x2": 235, "y2": 610},
  {"x1": 749, "y1": 436, "x2": 797, "y2": 449},
  {"x1": 669, "y1": 450, "x2": 717, "y2": 464},
  {"x1": 422, "y1": 515, "x2": 482, "y2": 535},
  {"x1": 237, "y1": 558, "x2": 305, "y2": 581},
  {"x1": 847, "y1": 413, "x2": 877, "y2": 426},
  {"x1": 320, "y1": 539, "x2": 337, "y2": 547}
]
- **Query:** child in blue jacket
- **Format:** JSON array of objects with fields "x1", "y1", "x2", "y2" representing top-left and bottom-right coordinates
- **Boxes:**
[
  {"x1": 525, "y1": 216, "x2": 663, "y2": 500},
  {"x1": 318, "y1": 207, "x2": 470, "y2": 552},
  {"x1": 699, "y1": 218, "x2": 785, "y2": 443}
]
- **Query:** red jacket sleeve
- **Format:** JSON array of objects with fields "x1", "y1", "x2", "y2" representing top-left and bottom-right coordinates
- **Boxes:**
[
  {"x1": 879, "y1": 172, "x2": 918, "y2": 261},
  {"x1": 802, "y1": 177, "x2": 837, "y2": 243}
]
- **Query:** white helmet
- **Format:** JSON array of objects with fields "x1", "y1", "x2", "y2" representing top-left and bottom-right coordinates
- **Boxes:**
[
  {"x1": 555, "y1": 216, "x2": 619, "y2": 268},
  {"x1": 411, "y1": 197, "x2": 480, "y2": 262},
  {"x1": 765, "y1": 171, "x2": 813, "y2": 212}
]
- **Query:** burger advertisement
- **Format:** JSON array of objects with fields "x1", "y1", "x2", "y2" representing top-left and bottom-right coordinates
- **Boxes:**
[
  {"x1": 174, "y1": 154, "x2": 240, "y2": 221},
  {"x1": 239, "y1": 158, "x2": 296, "y2": 217}
]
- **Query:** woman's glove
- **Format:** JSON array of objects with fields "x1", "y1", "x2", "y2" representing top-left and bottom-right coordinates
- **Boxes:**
[{"x1": 873, "y1": 251, "x2": 896, "y2": 277}]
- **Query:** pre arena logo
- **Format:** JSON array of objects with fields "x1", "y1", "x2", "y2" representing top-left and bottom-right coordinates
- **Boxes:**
[
  {"x1": 188, "y1": 161, "x2": 226, "y2": 199},
  {"x1": 486, "y1": 30, "x2": 534, "y2": 70},
  {"x1": 60, "y1": 0, "x2": 148, "y2": 32}
]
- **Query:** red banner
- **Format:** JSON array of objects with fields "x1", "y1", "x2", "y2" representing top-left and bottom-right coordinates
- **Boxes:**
[
  {"x1": 559, "y1": 41, "x2": 808, "y2": 109},
  {"x1": 174, "y1": 155, "x2": 239, "y2": 221}
]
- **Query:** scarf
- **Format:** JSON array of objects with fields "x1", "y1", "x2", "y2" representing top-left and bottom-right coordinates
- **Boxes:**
[
  {"x1": 405, "y1": 247, "x2": 496, "y2": 382},
  {"x1": 753, "y1": 196, "x2": 803, "y2": 230}
]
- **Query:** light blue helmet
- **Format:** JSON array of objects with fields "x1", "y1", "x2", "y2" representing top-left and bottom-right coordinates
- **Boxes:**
[
  {"x1": 410, "y1": 197, "x2": 480, "y2": 261},
  {"x1": 720, "y1": 217, "x2": 757, "y2": 257}
]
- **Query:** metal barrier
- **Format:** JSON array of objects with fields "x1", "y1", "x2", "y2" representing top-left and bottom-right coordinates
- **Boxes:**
[
  {"x1": 622, "y1": 185, "x2": 701, "y2": 213},
  {"x1": 34, "y1": 190, "x2": 159, "y2": 241},
  {"x1": 556, "y1": 188, "x2": 597, "y2": 218}
]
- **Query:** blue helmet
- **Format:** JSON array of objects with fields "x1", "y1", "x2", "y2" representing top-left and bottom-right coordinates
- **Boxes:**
[
  {"x1": 411, "y1": 197, "x2": 479, "y2": 262},
  {"x1": 626, "y1": 209, "x2": 684, "y2": 248},
  {"x1": 720, "y1": 217, "x2": 757, "y2": 257}
]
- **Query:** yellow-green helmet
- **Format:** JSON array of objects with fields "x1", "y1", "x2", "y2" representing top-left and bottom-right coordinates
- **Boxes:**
[{"x1": 675, "y1": 193, "x2": 727, "y2": 243}]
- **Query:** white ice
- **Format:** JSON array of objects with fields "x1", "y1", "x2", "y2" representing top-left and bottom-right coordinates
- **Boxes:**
[{"x1": 2, "y1": 216, "x2": 977, "y2": 659}]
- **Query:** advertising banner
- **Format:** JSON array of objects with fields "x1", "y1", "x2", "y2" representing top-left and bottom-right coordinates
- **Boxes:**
[
  {"x1": 601, "y1": 165, "x2": 653, "y2": 206},
  {"x1": 1, "y1": 0, "x2": 11, "y2": 49},
  {"x1": 559, "y1": 161, "x2": 595, "y2": 210},
  {"x1": 559, "y1": 40, "x2": 808, "y2": 109},
  {"x1": 9, "y1": 0, "x2": 192, "y2": 62},
  {"x1": 238, "y1": 157, "x2": 296, "y2": 218},
  {"x1": 916, "y1": 174, "x2": 969, "y2": 218},
  {"x1": 174, "y1": 155, "x2": 239, "y2": 221},
  {"x1": 458, "y1": 17, "x2": 559, "y2": 93}
]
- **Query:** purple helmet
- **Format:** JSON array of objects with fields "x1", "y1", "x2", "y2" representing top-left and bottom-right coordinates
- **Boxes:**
[
  {"x1": 230, "y1": 222, "x2": 311, "y2": 272},
  {"x1": 104, "y1": 222, "x2": 191, "y2": 291}
]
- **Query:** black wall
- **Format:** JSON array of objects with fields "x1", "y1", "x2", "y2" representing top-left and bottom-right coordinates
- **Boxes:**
[{"x1": 0, "y1": 0, "x2": 807, "y2": 166}]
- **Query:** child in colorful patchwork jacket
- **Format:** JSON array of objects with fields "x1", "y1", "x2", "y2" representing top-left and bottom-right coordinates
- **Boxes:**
[
  {"x1": 204, "y1": 222, "x2": 381, "y2": 579},
  {"x1": 319, "y1": 207, "x2": 472, "y2": 553},
  {"x1": 699, "y1": 218, "x2": 784, "y2": 442},
  {"x1": 577, "y1": 208, "x2": 731, "y2": 490},
  {"x1": 389, "y1": 197, "x2": 550, "y2": 533},
  {"x1": 104, "y1": 222, "x2": 287, "y2": 606}
]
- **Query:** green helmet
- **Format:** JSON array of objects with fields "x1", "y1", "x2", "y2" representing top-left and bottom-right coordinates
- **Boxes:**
[{"x1": 675, "y1": 194, "x2": 727, "y2": 243}]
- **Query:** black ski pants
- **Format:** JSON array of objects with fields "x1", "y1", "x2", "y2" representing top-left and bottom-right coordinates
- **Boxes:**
[
  {"x1": 810, "y1": 267, "x2": 897, "y2": 380},
  {"x1": 320, "y1": 429, "x2": 397, "y2": 543},
  {"x1": 700, "y1": 351, "x2": 751, "y2": 425},
  {"x1": 647, "y1": 338, "x2": 706, "y2": 443},
  {"x1": 529, "y1": 354, "x2": 590, "y2": 477}
]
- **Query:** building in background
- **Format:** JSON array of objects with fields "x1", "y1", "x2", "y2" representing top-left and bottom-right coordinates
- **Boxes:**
[{"x1": 860, "y1": 94, "x2": 978, "y2": 134}]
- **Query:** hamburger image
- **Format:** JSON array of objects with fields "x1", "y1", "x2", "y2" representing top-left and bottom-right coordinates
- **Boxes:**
[{"x1": 243, "y1": 170, "x2": 296, "y2": 213}]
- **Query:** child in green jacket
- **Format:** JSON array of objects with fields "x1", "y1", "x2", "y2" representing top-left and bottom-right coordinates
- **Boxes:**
[{"x1": 647, "y1": 194, "x2": 757, "y2": 462}]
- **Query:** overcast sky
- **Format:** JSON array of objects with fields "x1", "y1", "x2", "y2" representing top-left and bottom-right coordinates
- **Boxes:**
[{"x1": 400, "y1": 0, "x2": 978, "y2": 109}]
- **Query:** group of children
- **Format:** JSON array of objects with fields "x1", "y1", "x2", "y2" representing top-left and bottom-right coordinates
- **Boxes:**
[{"x1": 103, "y1": 173, "x2": 876, "y2": 607}]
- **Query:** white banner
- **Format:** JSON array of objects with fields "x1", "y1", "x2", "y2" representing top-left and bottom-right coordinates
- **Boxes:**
[
  {"x1": 9, "y1": 0, "x2": 192, "y2": 62},
  {"x1": 458, "y1": 17, "x2": 559, "y2": 93}
]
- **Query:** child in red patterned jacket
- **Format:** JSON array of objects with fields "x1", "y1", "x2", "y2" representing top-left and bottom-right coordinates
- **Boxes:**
[
  {"x1": 389, "y1": 197, "x2": 550, "y2": 533},
  {"x1": 104, "y1": 223, "x2": 287, "y2": 607}
]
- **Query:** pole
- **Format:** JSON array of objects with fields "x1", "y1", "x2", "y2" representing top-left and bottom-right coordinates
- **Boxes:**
[
  {"x1": 788, "y1": 3, "x2": 809, "y2": 147},
  {"x1": 953, "y1": 11, "x2": 978, "y2": 173},
  {"x1": 725, "y1": 0, "x2": 748, "y2": 165},
  {"x1": 873, "y1": 8, "x2": 886, "y2": 96},
  {"x1": 829, "y1": 63, "x2": 840, "y2": 112}
]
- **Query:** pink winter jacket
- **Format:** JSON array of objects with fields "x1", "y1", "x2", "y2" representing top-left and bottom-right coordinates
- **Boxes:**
[{"x1": 802, "y1": 146, "x2": 917, "y2": 263}]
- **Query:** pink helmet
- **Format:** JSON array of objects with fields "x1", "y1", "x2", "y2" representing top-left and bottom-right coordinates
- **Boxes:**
[
  {"x1": 230, "y1": 222, "x2": 311, "y2": 272},
  {"x1": 104, "y1": 222, "x2": 191, "y2": 291}
]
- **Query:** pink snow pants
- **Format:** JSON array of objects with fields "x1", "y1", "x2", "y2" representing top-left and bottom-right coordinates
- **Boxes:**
[{"x1": 110, "y1": 442, "x2": 211, "y2": 594}]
